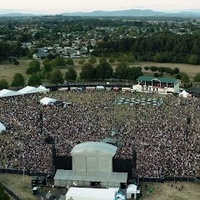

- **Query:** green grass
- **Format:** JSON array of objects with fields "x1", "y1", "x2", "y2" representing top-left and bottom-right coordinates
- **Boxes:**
[{"x1": 1, "y1": 58, "x2": 199, "y2": 85}]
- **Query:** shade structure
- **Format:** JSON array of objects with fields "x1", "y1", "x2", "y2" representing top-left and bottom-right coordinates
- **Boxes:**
[
  {"x1": 0, "y1": 122, "x2": 6, "y2": 132},
  {"x1": 179, "y1": 90, "x2": 190, "y2": 98},
  {"x1": 40, "y1": 97, "x2": 57, "y2": 105},
  {"x1": 65, "y1": 187, "x2": 119, "y2": 200},
  {"x1": 0, "y1": 89, "x2": 19, "y2": 98},
  {"x1": 18, "y1": 86, "x2": 46, "y2": 95}
]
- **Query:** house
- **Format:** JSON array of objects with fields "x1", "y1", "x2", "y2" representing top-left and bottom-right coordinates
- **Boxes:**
[
  {"x1": 33, "y1": 51, "x2": 51, "y2": 59},
  {"x1": 135, "y1": 76, "x2": 180, "y2": 94}
]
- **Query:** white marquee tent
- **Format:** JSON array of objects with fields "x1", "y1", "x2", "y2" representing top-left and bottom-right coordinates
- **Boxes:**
[
  {"x1": 18, "y1": 86, "x2": 46, "y2": 95},
  {"x1": 38, "y1": 85, "x2": 50, "y2": 93},
  {"x1": 40, "y1": 97, "x2": 57, "y2": 105},
  {"x1": 0, "y1": 89, "x2": 19, "y2": 98},
  {"x1": 179, "y1": 90, "x2": 190, "y2": 98},
  {"x1": 0, "y1": 122, "x2": 6, "y2": 133},
  {"x1": 65, "y1": 187, "x2": 119, "y2": 200}
]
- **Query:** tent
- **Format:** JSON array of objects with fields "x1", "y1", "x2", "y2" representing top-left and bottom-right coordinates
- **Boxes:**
[
  {"x1": 18, "y1": 86, "x2": 47, "y2": 95},
  {"x1": 40, "y1": 97, "x2": 57, "y2": 105},
  {"x1": 0, "y1": 122, "x2": 6, "y2": 133},
  {"x1": 65, "y1": 187, "x2": 119, "y2": 200},
  {"x1": 179, "y1": 90, "x2": 190, "y2": 98},
  {"x1": 38, "y1": 85, "x2": 50, "y2": 93},
  {"x1": 0, "y1": 89, "x2": 19, "y2": 98}
]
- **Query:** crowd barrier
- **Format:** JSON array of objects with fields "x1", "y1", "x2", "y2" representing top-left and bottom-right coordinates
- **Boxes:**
[{"x1": 138, "y1": 176, "x2": 200, "y2": 185}]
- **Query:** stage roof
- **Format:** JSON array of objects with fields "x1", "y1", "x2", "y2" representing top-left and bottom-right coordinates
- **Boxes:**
[
  {"x1": 54, "y1": 169, "x2": 128, "y2": 183},
  {"x1": 71, "y1": 141, "x2": 117, "y2": 157}
]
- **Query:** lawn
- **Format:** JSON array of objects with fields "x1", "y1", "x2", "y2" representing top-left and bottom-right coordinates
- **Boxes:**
[{"x1": 0, "y1": 58, "x2": 200, "y2": 84}]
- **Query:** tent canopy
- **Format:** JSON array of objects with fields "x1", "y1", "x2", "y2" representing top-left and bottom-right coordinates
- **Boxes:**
[
  {"x1": 18, "y1": 86, "x2": 48, "y2": 95},
  {"x1": 0, "y1": 89, "x2": 19, "y2": 98},
  {"x1": 65, "y1": 187, "x2": 119, "y2": 200},
  {"x1": 38, "y1": 85, "x2": 50, "y2": 92},
  {"x1": 40, "y1": 97, "x2": 57, "y2": 105},
  {"x1": 0, "y1": 122, "x2": 6, "y2": 132},
  {"x1": 179, "y1": 90, "x2": 190, "y2": 98}
]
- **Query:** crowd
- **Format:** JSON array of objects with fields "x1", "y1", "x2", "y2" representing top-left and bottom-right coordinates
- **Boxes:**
[{"x1": 0, "y1": 90, "x2": 199, "y2": 178}]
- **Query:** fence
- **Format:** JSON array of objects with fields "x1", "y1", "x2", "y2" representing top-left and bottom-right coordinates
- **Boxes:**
[{"x1": 138, "y1": 176, "x2": 200, "y2": 185}]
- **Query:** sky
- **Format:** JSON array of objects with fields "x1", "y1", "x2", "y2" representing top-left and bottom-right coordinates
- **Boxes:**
[{"x1": 1, "y1": 0, "x2": 200, "y2": 14}]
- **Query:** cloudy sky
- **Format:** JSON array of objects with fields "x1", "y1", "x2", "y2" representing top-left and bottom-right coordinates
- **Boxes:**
[{"x1": 1, "y1": 0, "x2": 200, "y2": 14}]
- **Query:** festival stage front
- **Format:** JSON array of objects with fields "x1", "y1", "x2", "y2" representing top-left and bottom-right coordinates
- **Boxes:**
[{"x1": 54, "y1": 142, "x2": 128, "y2": 188}]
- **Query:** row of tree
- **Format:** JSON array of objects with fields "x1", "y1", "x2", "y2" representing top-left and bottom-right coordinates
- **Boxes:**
[{"x1": 93, "y1": 32, "x2": 200, "y2": 64}]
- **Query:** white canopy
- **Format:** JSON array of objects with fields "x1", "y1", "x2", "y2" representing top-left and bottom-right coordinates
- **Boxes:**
[
  {"x1": 18, "y1": 86, "x2": 47, "y2": 95},
  {"x1": 0, "y1": 89, "x2": 19, "y2": 98},
  {"x1": 40, "y1": 97, "x2": 57, "y2": 105},
  {"x1": 0, "y1": 122, "x2": 6, "y2": 133},
  {"x1": 38, "y1": 85, "x2": 50, "y2": 92},
  {"x1": 179, "y1": 90, "x2": 190, "y2": 98},
  {"x1": 65, "y1": 187, "x2": 119, "y2": 200}
]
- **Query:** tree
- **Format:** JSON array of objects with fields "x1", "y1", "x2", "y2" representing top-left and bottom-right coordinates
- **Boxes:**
[
  {"x1": 80, "y1": 63, "x2": 96, "y2": 80},
  {"x1": 88, "y1": 56, "x2": 97, "y2": 64},
  {"x1": 54, "y1": 56, "x2": 66, "y2": 67},
  {"x1": 181, "y1": 73, "x2": 190, "y2": 84},
  {"x1": 28, "y1": 74, "x2": 42, "y2": 86},
  {"x1": 193, "y1": 72, "x2": 200, "y2": 82},
  {"x1": 188, "y1": 54, "x2": 199, "y2": 65},
  {"x1": 11, "y1": 73, "x2": 25, "y2": 87},
  {"x1": 26, "y1": 60, "x2": 41, "y2": 74},
  {"x1": 0, "y1": 79, "x2": 9, "y2": 89},
  {"x1": 78, "y1": 59, "x2": 85, "y2": 65},
  {"x1": 154, "y1": 53, "x2": 164, "y2": 62},
  {"x1": 0, "y1": 185, "x2": 10, "y2": 200},
  {"x1": 49, "y1": 69, "x2": 64, "y2": 84},
  {"x1": 96, "y1": 60, "x2": 113, "y2": 80},
  {"x1": 65, "y1": 67, "x2": 77, "y2": 81},
  {"x1": 115, "y1": 62, "x2": 129, "y2": 79},
  {"x1": 66, "y1": 58, "x2": 74, "y2": 66},
  {"x1": 108, "y1": 55, "x2": 115, "y2": 63},
  {"x1": 128, "y1": 67, "x2": 143, "y2": 81}
]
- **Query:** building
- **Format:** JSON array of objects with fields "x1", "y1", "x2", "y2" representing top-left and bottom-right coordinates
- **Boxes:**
[
  {"x1": 135, "y1": 76, "x2": 180, "y2": 94},
  {"x1": 65, "y1": 187, "x2": 120, "y2": 200},
  {"x1": 54, "y1": 142, "x2": 128, "y2": 188}
]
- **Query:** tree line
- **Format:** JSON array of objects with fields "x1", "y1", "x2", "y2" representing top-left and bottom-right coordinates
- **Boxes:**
[{"x1": 92, "y1": 32, "x2": 200, "y2": 65}]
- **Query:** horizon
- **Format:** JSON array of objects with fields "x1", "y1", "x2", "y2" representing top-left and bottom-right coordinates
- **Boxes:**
[{"x1": 1, "y1": 0, "x2": 200, "y2": 15}]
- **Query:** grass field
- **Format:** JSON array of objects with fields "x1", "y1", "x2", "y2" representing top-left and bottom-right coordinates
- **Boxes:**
[
  {"x1": 0, "y1": 58, "x2": 200, "y2": 84},
  {"x1": 0, "y1": 173, "x2": 199, "y2": 200},
  {"x1": 139, "y1": 181, "x2": 200, "y2": 200}
]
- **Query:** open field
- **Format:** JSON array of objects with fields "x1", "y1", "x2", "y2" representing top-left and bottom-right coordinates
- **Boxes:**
[
  {"x1": 0, "y1": 173, "x2": 37, "y2": 200},
  {"x1": 0, "y1": 58, "x2": 200, "y2": 84},
  {"x1": 0, "y1": 58, "x2": 32, "y2": 83},
  {"x1": 0, "y1": 173, "x2": 199, "y2": 200},
  {"x1": 139, "y1": 181, "x2": 200, "y2": 200},
  {"x1": 133, "y1": 62, "x2": 200, "y2": 78}
]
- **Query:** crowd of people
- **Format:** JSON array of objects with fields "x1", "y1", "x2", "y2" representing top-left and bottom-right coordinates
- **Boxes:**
[{"x1": 0, "y1": 90, "x2": 199, "y2": 178}]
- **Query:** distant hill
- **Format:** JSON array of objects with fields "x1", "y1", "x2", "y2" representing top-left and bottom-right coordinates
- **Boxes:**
[
  {"x1": 60, "y1": 9, "x2": 200, "y2": 17},
  {"x1": 0, "y1": 13, "x2": 35, "y2": 17},
  {"x1": 61, "y1": 9, "x2": 164, "y2": 17},
  {"x1": 0, "y1": 9, "x2": 200, "y2": 17}
]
